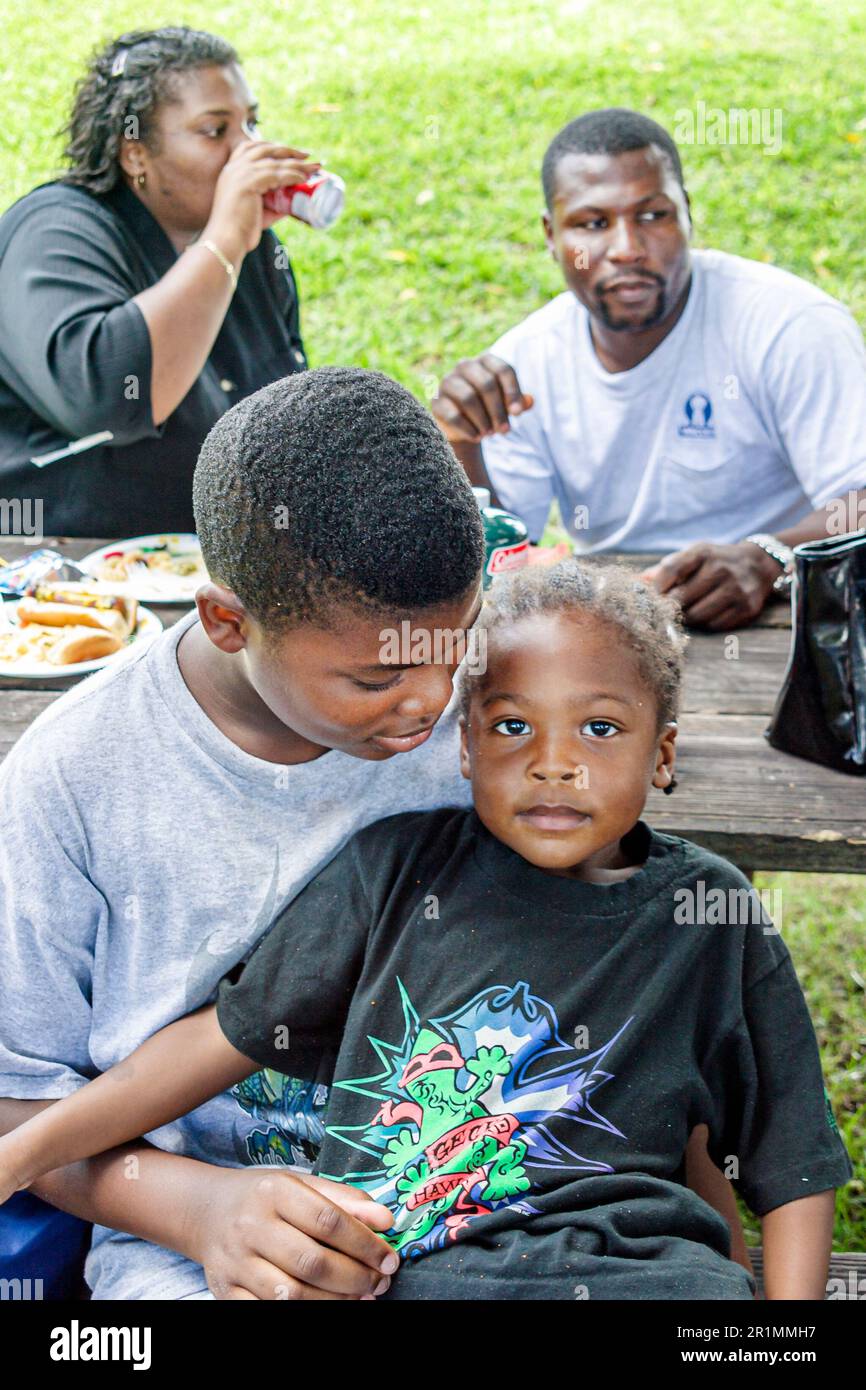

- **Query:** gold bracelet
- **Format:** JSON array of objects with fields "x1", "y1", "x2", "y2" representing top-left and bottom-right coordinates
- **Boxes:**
[{"x1": 198, "y1": 238, "x2": 238, "y2": 292}]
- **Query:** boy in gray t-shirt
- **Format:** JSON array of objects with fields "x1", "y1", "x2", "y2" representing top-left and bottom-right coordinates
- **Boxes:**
[{"x1": 0, "y1": 368, "x2": 482, "y2": 1300}]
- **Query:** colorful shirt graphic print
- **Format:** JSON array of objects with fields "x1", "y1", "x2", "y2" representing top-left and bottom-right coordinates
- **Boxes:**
[
  {"x1": 231, "y1": 1070, "x2": 328, "y2": 1167},
  {"x1": 323, "y1": 979, "x2": 631, "y2": 1257}
]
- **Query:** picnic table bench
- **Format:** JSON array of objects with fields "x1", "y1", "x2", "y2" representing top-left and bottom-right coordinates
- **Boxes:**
[{"x1": 2, "y1": 539, "x2": 865, "y2": 875}]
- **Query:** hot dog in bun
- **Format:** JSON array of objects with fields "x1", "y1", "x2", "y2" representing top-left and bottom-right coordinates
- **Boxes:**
[
  {"x1": 46, "y1": 629, "x2": 126, "y2": 665},
  {"x1": 18, "y1": 583, "x2": 137, "y2": 639}
]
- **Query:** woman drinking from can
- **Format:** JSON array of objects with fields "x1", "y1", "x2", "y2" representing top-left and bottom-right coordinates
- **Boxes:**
[{"x1": 0, "y1": 26, "x2": 335, "y2": 536}]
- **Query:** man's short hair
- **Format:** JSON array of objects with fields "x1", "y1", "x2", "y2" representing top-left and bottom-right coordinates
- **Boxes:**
[
  {"x1": 541, "y1": 107, "x2": 686, "y2": 210},
  {"x1": 193, "y1": 367, "x2": 484, "y2": 629}
]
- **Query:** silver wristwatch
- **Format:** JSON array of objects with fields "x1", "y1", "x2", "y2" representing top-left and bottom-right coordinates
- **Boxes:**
[{"x1": 743, "y1": 533, "x2": 795, "y2": 593}]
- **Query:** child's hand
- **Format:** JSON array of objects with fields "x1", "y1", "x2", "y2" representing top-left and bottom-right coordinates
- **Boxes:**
[{"x1": 188, "y1": 1166, "x2": 399, "y2": 1300}]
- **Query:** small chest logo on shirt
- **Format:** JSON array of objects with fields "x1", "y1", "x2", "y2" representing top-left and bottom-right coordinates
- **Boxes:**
[{"x1": 677, "y1": 392, "x2": 715, "y2": 439}]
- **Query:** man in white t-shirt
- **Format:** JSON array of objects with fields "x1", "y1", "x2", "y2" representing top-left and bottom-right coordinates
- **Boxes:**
[{"x1": 432, "y1": 108, "x2": 866, "y2": 629}]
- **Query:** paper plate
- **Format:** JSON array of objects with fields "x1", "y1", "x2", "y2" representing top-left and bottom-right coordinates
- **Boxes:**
[
  {"x1": 79, "y1": 534, "x2": 207, "y2": 604},
  {"x1": 0, "y1": 602, "x2": 163, "y2": 679}
]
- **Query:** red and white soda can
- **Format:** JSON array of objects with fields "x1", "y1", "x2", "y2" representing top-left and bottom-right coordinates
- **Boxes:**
[{"x1": 263, "y1": 171, "x2": 346, "y2": 230}]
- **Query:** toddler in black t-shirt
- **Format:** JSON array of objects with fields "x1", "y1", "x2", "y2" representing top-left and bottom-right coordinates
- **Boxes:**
[{"x1": 0, "y1": 560, "x2": 852, "y2": 1299}]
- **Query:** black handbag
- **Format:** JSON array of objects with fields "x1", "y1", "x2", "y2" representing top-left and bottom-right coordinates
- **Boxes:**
[{"x1": 765, "y1": 529, "x2": 866, "y2": 774}]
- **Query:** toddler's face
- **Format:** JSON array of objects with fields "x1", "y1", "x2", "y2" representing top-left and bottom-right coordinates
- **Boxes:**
[{"x1": 460, "y1": 611, "x2": 676, "y2": 877}]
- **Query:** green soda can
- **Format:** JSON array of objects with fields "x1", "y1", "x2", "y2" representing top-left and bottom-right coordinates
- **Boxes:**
[{"x1": 473, "y1": 487, "x2": 530, "y2": 590}]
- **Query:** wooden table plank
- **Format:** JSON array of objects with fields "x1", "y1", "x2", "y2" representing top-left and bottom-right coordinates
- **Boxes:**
[
  {"x1": 5, "y1": 700, "x2": 860, "y2": 869},
  {"x1": 0, "y1": 690, "x2": 58, "y2": 761},
  {"x1": 680, "y1": 629, "x2": 791, "y2": 716},
  {"x1": 2, "y1": 537, "x2": 862, "y2": 875},
  {"x1": 748, "y1": 1247, "x2": 866, "y2": 1300},
  {"x1": 645, "y1": 714, "x2": 866, "y2": 872}
]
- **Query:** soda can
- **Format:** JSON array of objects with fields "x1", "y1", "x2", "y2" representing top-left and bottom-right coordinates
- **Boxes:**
[{"x1": 264, "y1": 171, "x2": 346, "y2": 230}]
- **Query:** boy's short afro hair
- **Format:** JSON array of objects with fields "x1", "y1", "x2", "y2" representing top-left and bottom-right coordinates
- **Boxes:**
[{"x1": 193, "y1": 367, "x2": 485, "y2": 629}]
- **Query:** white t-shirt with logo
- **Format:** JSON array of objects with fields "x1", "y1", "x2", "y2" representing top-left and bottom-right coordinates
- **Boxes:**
[{"x1": 480, "y1": 249, "x2": 866, "y2": 549}]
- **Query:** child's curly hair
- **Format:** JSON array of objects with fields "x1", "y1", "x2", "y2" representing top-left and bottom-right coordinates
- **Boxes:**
[{"x1": 458, "y1": 557, "x2": 688, "y2": 730}]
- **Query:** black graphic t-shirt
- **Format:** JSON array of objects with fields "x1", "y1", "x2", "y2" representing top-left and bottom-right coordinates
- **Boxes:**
[{"x1": 217, "y1": 809, "x2": 851, "y2": 1301}]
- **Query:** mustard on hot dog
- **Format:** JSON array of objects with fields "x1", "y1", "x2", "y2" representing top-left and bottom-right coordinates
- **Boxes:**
[{"x1": 18, "y1": 583, "x2": 138, "y2": 639}]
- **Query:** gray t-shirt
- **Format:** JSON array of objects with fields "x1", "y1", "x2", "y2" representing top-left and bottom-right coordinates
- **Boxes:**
[{"x1": 0, "y1": 610, "x2": 471, "y2": 1299}]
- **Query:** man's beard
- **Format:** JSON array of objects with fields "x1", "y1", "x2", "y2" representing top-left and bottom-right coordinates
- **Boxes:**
[{"x1": 594, "y1": 279, "x2": 667, "y2": 332}]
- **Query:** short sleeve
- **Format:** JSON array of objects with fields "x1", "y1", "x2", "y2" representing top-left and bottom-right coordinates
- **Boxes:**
[
  {"x1": 761, "y1": 303, "x2": 866, "y2": 507},
  {"x1": 0, "y1": 202, "x2": 163, "y2": 442},
  {"x1": 216, "y1": 835, "x2": 373, "y2": 1074},
  {"x1": 0, "y1": 748, "x2": 106, "y2": 1098},
  {"x1": 479, "y1": 325, "x2": 556, "y2": 541},
  {"x1": 704, "y1": 927, "x2": 852, "y2": 1216}
]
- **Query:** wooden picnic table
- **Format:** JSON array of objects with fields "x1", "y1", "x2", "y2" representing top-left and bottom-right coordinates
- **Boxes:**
[{"x1": 1, "y1": 537, "x2": 865, "y2": 875}]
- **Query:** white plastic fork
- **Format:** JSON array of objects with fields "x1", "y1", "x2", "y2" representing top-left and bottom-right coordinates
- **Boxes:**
[{"x1": 124, "y1": 560, "x2": 152, "y2": 585}]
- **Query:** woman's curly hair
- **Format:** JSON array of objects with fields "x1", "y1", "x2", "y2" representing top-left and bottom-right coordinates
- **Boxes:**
[{"x1": 60, "y1": 27, "x2": 239, "y2": 194}]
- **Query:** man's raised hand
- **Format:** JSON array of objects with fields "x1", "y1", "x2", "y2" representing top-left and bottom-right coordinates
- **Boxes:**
[{"x1": 432, "y1": 353, "x2": 533, "y2": 443}]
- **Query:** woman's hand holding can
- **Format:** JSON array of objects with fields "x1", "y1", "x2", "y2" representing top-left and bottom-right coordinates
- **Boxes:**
[{"x1": 205, "y1": 140, "x2": 323, "y2": 256}]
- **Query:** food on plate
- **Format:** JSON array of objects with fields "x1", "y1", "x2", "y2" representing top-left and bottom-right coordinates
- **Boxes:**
[
  {"x1": 46, "y1": 628, "x2": 125, "y2": 664},
  {"x1": 97, "y1": 541, "x2": 205, "y2": 584},
  {"x1": 0, "y1": 582, "x2": 142, "y2": 669},
  {"x1": 0, "y1": 622, "x2": 123, "y2": 666},
  {"x1": 18, "y1": 583, "x2": 138, "y2": 639},
  {"x1": 0, "y1": 583, "x2": 160, "y2": 673}
]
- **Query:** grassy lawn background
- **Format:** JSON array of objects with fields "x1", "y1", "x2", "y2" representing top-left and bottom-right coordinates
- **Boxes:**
[{"x1": 0, "y1": 0, "x2": 863, "y2": 1252}]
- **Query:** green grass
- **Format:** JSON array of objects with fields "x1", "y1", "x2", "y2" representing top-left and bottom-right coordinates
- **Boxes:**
[
  {"x1": 1, "y1": 0, "x2": 863, "y2": 1253},
  {"x1": 4, "y1": 0, "x2": 866, "y2": 395}
]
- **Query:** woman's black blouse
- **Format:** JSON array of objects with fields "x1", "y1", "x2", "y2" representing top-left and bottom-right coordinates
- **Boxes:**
[{"x1": 0, "y1": 180, "x2": 307, "y2": 537}]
